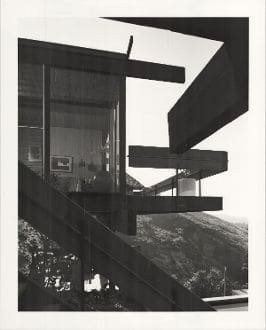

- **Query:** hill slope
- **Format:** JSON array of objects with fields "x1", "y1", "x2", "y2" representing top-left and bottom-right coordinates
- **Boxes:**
[{"x1": 118, "y1": 212, "x2": 248, "y2": 285}]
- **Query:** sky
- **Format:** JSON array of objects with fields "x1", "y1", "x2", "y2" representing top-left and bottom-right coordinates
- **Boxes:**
[{"x1": 18, "y1": 17, "x2": 250, "y2": 218}]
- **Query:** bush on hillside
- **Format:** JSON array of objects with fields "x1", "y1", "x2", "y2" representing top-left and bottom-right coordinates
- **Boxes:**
[{"x1": 184, "y1": 267, "x2": 235, "y2": 298}]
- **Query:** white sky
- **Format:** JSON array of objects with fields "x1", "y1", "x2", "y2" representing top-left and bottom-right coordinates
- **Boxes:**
[{"x1": 18, "y1": 17, "x2": 250, "y2": 218}]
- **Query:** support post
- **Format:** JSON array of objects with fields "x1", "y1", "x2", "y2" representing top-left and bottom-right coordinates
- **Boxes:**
[
  {"x1": 176, "y1": 168, "x2": 179, "y2": 197},
  {"x1": 80, "y1": 198, "x2": 88, "y2": 311},
  {"x1": 119, "y1": 76, "x2": 126, "y2": 195},
  {"x1": 199, "y1": 171, "x2": 202, "y2": 197},
  {"x1": 42, "y1": 64, "x2": 50, "y2": 181},
  {"x1": 171, "y1": 178, "x2": 174, "y2": 196}
]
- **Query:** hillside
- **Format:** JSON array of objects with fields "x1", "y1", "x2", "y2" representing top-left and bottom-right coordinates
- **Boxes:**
[
  {"x1": 208, "y1": 213, "x2": 248, "y2": 224},
  {"x1": 118, "y1": 212, "x2": 248, "y2": 285}
]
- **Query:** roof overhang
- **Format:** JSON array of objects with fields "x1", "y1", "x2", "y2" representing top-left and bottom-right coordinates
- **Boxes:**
[
  {"x1": 19, "y1": 38, "x2": 185, "y2": 84},
  {"x1": 109, "y1": 18, "x2": 249, "y2": 153}
]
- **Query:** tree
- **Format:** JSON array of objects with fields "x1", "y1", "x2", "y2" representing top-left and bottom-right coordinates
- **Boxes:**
[{"x1": 184, "y1": 267, "x2": 233, "y2": 298}]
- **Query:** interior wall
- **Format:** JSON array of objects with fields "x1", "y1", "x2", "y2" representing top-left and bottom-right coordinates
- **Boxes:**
[
  {"x1": 50, "y1": 126, "x2": 102, "y2": 179},
  {"x1": 18, "y1": 127, "x2": 43, "y2": 176}
]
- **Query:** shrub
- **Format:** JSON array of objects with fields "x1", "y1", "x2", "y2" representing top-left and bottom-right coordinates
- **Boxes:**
[{"x1": 184, "y1": 267, "x2": 233, "y2": 298}]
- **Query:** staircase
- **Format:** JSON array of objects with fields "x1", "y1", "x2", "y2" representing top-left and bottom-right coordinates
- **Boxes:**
[
  {"x1": 18, "y1": 161, "x2": 214, "y2": 311},
  {"x1": 18, "y1": 271, "x2": 78, "y2": 311}
]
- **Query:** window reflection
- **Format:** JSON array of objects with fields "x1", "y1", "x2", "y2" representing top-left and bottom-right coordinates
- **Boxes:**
[
  {"x1": 18, "y1": 63, "x2": 44, "y2": 177},
  {"x1": 50, "y1": 67, "x2": 120, "y2": 193}
]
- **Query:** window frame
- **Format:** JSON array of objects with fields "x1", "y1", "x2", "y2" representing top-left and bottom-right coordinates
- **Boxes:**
[{"x1": 18, "y1": 38, "x2": 126, "y2": 194}]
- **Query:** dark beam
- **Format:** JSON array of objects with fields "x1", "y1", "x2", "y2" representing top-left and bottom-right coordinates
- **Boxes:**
[
  {"x1": 67, "y1": 192, "x2": 222, "y2": 214},
  {"x1": 126, "y1": 59, "x2": 185, "y2": 83},
  {"x1": 19, "y1": 38, "x2": 185, "y2": 84},
  {"x1": 111, "y1": 17, "x2": 249, "y2": 108},
  {"x1": 110, "y1": 18, "x2": 248, "y2": 153},
  {"x1": 128, "y1": 146, "x2": 228, "y2": 174},
  {"x1": 119, "y1": 76, "x2": 126, "y2": 194},
  {"x1": 168, "y1": 44, "x2": 239, "y2": 153},
  {"x1": 127, "y1": 195, "x2": 223, "y2": 213}
]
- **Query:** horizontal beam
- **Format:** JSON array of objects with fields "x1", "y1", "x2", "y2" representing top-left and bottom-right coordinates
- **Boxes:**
[
  {"x1": 111, "y1": 18, "x2": 248, "y2": 110},
  {"x1": 19, "y1": 38, "x2": 185, "y2": 83},
  {"x1": 127, "y1": 196, "x2": 223, "y2": 213},
  {"x1": 126, "y1": 59, "x2": 185, "y2": 83},
  {"x1": 108, "y1": 18, "x2": 248, "y2": 153},
  {"x1": 68, "y1": 192, "x2": 222, "y2": 214},
  {"x1": 168, "y1": 44, "x2": 240, "y2": 153},
  {"x1": 128, "y1": 146, "x2": 228, "y2": 176}
]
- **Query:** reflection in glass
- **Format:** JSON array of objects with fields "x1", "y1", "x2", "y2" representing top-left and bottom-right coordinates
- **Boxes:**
[
  {"x1": 18, "y1": 63, "x2": 43, "y2": 177},
  {"x1": 49, "y1": 68, "x2": 120, "y2": 193}
]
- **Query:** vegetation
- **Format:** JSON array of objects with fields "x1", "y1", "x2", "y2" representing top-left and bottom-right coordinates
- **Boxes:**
[
  {"x1": 184, "y1": 267, "x2": 241, "y2": 298},
  {"x1": 19, "y1": 211, "x2": 248, "y2": 309},
  {"x1": 18, "y1": 218, "x2": 145, "y2": 311},
  {"x1": 120, "y1": 212, "x2": 248, "y2": 294}
]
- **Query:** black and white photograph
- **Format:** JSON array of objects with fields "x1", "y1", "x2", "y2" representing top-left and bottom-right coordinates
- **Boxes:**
[{"x1": 0, "y1": 0, "x2": 265, "y2": 329}]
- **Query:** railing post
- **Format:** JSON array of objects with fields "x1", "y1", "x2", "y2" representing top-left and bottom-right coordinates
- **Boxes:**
[
  {"x1": 171, "y1": 178, "x2": 174, "y2": 196},
  {"x1": 199, "y1": 171, "x2": 202, "y2": 197},
  {"x1": 42, "y1": 64, "x2": 50, "y2": 181},
  {"x1": 119, "y1": 76, "x2": 126, "y2": 195},
  {"x1": 176, "y1": 168, "x2": 179, "y2": 197}
]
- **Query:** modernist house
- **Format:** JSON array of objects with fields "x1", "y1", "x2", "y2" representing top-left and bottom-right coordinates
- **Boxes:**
[{"x1": 18, "y1": 18, "x2": 248, "y2": 311}]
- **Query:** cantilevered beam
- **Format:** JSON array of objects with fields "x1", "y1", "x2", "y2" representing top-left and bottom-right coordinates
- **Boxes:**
[
  {"x1": 19, "y1": 38, "x2": 185, "y2": 83},
  {"x1": 126, "y1": 59, "x2": 185, "y2": 83},
  {"x1": 111, "y1": 18, "x2": 248, "y2": 153},
  {"x1": 68, "y1": 192, "x2": 222, "y2": 215},
  {"x1": 127, "y1": 196, "x2": 222, "y2": 214},
  {"x1": 168, "y1": 44, "x2": 238, "y2": 153},
  {"x1": 128, "y1": 146, "x2": 228, "y2": 175}
]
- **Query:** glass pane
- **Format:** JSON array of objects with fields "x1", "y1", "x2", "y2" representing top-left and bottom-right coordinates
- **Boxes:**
[
  {"x1": 18, "y1": 63, "x2": 43, "y2": 177},
  {"x1": 49, "y1": 67, "x2": 120, "y2": 193}
]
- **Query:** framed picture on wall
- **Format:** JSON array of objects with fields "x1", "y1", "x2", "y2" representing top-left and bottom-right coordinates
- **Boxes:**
[
  {"x1": 50, "y1": 155, "x2": 73, "y2": 173},
  {"x1": 28, "y1": 145, "x2": 42, "y2": 162}
]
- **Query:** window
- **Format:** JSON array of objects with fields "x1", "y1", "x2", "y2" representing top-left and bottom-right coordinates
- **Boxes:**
[
  {"x1": 18, "y1": 39, "x2": 125, "y2": 193},
  {"x1": 18, "y1": 63, "x2": 44, "y2": 177},
  {"x1": 49, "y1": 67, "x2": 120, "y2": 192}
]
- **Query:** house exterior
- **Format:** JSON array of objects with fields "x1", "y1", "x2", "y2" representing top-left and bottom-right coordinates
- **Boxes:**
[{"x1": 18, "y1": 17, "x2": 248, "y2": 311}]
